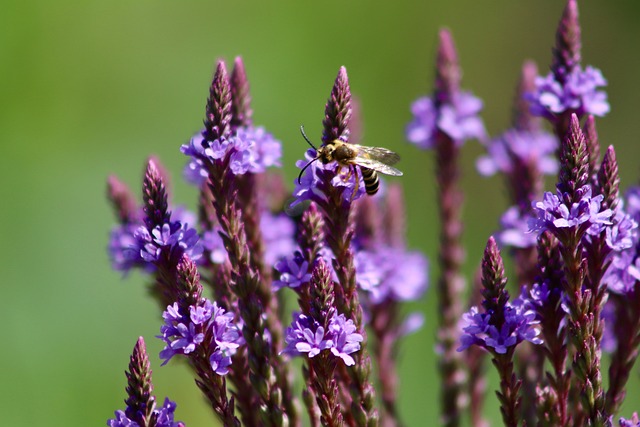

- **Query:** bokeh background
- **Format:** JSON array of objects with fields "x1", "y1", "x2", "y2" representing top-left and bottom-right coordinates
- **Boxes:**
[{"x1": 2, "y1": 0, "x2": 640, "y2": 425}]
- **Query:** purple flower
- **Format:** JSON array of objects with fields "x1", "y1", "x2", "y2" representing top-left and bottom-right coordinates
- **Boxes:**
[
  {"x1": 605, "y1": 250, "x2": 640, "y2": 295},
  {"x1": 458, "y1": 296, "x2": 542, "y2": 354},
  {"x1": 354, "y1": 248, "x2": 428, "y2": 304},
  {"x1": 604, "y1": 210, "x2": 638, "y2": 252},
  {"x1": 182, "y1": 126, "x2": 282, "y2": 185},
  {"x1": 291, "y1": 149, "x2": 365, "y2": 208},
  {"x1": 282, "y1": 312, "x2": 332, "y2": 358},
  {"x1": 476, "y1": 129, "x2": 558, "y2": 177},
  {"x1": 158, "y1": 300, "x2": 242, "y2": 375},
  {"x1": 327, "y1": 313, "x2": 364, "y2": 366},
  {"x1": 107, "y1": 398, "x2": 184, "y2": 427},
  {"x1": 202, "y1": 228, "x2": 228, "y2": 264},
  {"x1": 406, "y1": 91, "x2": 486, "y2": 149},
  {"x1": 282, "y1": 312, "x2": 363, "y2": 366},
  {"x1": 261, "y1": 212, "x2": 296, "y2": 267},
  {"x1": 495, "y1": 206, "x2": 538, "y2": 249},
  {"x1": 273, "y1": 252, "x2": 312, "y2": 291},
  {"x1": 528, "y1": 66, "x2": 610, "y2": 120},
  {"x1": 619, "y1": 413, "x2": 640, "y2": 427},
  {"x1": 529, "y1": 187, "x2": 613, "y2": 236},
  {"x1": 137, "y1": 221, "x2": 203, "y2": 264},
  {"x1": 601, "y1": 300, "x2": 617, "y2": 353},
  {"x1": 108, "y1": 222, "x2": 148, "y2": 273},
  {"x1": 626, "y1": 187, "x2": 640, "y2": 217}
]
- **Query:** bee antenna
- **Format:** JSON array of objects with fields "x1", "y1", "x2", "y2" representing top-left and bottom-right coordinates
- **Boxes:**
[
  {"x1": 299, "y1": 125, "x2": 317, "y2": 150},
  {"x1": 297, "y1": 157, "x2": 319, "y2": 184}
]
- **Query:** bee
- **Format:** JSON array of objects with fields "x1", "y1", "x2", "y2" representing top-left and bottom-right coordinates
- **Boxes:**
[{"x1": 297, "y1": 126, "x2": 403, "y2": 197}]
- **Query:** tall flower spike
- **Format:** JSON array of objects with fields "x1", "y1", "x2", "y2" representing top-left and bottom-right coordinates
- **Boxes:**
[
  {"x1": 322, "y1": 66, "x2": 351, "y2": 143},
  {"x1": 158, "y1": 255, "x2": 240, "y2": 426},
  {"x1": 513, "y1": 61, "x2": 542, "y2": 133},
  {"x1": 191, "y1": 62, "x2": 296, "y2": 426},
  {"x1": 584, "y1": 115, "x2": 601, "y2": 179},
  {"x1": 307, "y1": 67, "x2": 378, "y2": 426},
  {"x1": 434, "y1": 28, "x2": 461, "y2": 105},
  {"x1": 530, "y1": 231, "x2": 569, "y2": 426},
  {"x1": 406, "y1": 29, "x2": 485, "y2": 150},
  {"x1": 459, "y1": 237, "x2": 541, "y2": 427},
  {"x1": 107, "y1": 337, "x2": 186, "y2": 427},
  {"x1": 552, "y1": 0, "x2": 581, "y2": 83},
  {"x1": 124, "y1": 337, "x2": 156, "y2": 425},
  {"x1": 596, "y1": 146, "x2": 620, "y2": 213},
  {"x1": 107, "y1": 175, "x2": 139, "y2": 224},
  {"x1": 143, "y1": 158, "x2": 170, "y2": 230},
  {"x1": 204, "y1": 61, "x2": 232, "y2": 142},
  {"x1": 558, "y1": 114, "x2": 590, "y2": 203},
  {"x1": 528, "y1": 0, "x2": 609, "y2": 137}
]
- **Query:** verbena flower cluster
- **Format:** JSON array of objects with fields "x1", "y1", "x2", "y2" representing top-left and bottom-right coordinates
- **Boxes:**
[{"x1": 105, "y1": 1, "x2": 640, "y2": 426}]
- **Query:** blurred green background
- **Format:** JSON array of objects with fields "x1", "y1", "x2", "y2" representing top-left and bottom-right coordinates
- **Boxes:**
[{"x1": 2, "y1": 0, "x2": 640, "y2": 425}]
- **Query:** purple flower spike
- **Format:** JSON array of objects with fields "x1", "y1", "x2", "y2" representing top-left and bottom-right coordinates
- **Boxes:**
[
  {"x1": 407, "y1": 29, "x2": 486, "y2": 149},
  {"x1": 107, "y1": 175, "x2": 139, "y2": 224},
  {"x1": 107, "y1": 338, "x2": 186, "y2": 427},
  {"x1": 552, "y1": 0, "x2": 581, "y2": 82}
]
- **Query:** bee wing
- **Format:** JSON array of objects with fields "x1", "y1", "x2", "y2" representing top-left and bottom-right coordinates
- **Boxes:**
[
  {"x1": 354, "y1": 145, "x2": 401, "y2": 165},
  {"x1": 353, "y1": 157, "x2": 403, "y2": 176}
]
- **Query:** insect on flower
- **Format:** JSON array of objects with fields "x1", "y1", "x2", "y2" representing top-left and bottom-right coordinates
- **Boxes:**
[{"x1": 298, "y1": 126, "x2": 403, "y2": 196}]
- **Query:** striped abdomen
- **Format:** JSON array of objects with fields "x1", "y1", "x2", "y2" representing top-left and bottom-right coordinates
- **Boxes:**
[{"x1": 361, "y1": 167, "x2": 379, "y2": 195}]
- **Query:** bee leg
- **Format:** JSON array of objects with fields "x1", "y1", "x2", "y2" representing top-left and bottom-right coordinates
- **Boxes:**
[
  {"x1": 350, "y1": 165, "x2": 359, "y2": 202},
  {"x1": 340, "y1": 165, "x2": 352, "y2": 182}
]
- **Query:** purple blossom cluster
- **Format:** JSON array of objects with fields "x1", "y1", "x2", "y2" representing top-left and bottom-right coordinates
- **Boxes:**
[
  {"x1": 182, "y1": 125, "x2": 282, "y2": 185},
  {"x1": 354, "y1": 248, "x2": 428, "y2": 305},
  {"x1": 406, "y1": 91, "x2": 486, "y2": 149},
  {"x1": 158, "y1": 300, "x2": 243, "y2": 375},
  {"x1": 529, "y1": 186, "x2": 612, "y2": 237},
  {"x1": 103, "y1": 2, "x2": 640, "y2": 425},
  {"x1": 292, "y1": 148, "x2": 366, "y2": 208},
  {"x1": 528, "y1": 66, "x2": 610, "y2": 120},
  {"x1": 108, "y1": 398, "x2": 183, "y2": 427},
  {"x1": 476, "y1": 129, "x2": 558, "y2": 178},
  {"x1": 109, "y1": 209, "x2": 203, "y2": 273},
  {"x1": 459, "y1": 293, "x2": 542, "y2": 354},
  {"x1": 282, "y1": 312, "x2": 363, "y2": 366}
]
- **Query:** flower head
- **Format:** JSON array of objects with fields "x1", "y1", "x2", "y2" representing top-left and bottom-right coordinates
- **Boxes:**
[
  {"x1": 528, "y1": 66, "x2": 609, "y2": 120},
  {"x1": 407, "y1": 91, "x2": 486, "y2": 149},
  {"x1": 137, "y1": 221, "x2": 203, "y2": 265},
  {"x1": 182, "y1": 126, "x2": 282, "y2": 185},
  {"x1": 495, "y1": 206, "x2": 538, "y2": 249},
  {"x1": 355, "y1": 247, "x2": 428, "y2": 304},
  {"x1": 476, "y1": 129, "x2": 558, "y2": 177},
  {"x1": 273, "y1": 252, "x2": 312, "y2": 291},
  {"x1": 158, "y1": 300, "x2": 242, "y2": 375},
  {"x1": 291, "y1": 148, "x2": 365, "y2": 208},
  {"x1": 529, "y1": 187, "x2": 613, "y2": 238},
  {"x1": 459, "y1": 295, "x2": 542, "y2": 354},
  {"x1": 282, "y1": 312, "x2": 363, "y2": 366}
]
